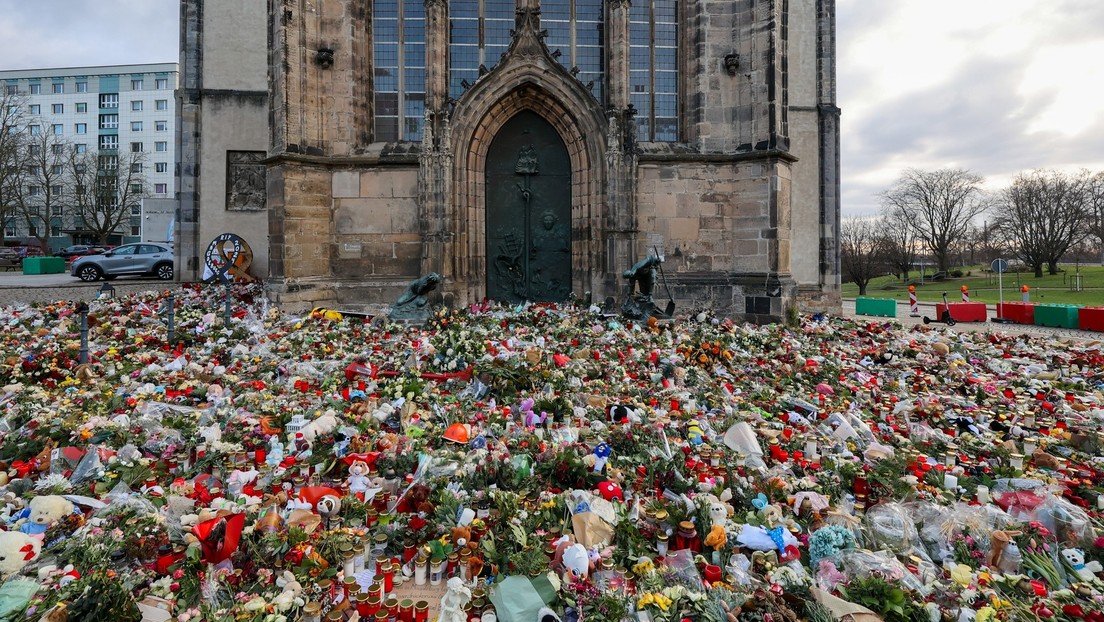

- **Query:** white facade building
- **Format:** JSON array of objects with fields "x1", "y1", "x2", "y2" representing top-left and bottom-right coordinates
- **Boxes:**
[{"x1": 0, "y1": 63, "x2": 178, "y2": 249}]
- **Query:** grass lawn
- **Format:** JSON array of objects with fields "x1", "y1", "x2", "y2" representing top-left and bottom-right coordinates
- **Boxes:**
[{"x1": 842, "y1": 264, "x2": 1104, "y2": 306}]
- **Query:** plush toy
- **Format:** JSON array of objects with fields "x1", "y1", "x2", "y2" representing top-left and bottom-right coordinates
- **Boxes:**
[
  {"x1": 300, "y1": 411, "x2": 340, "y2": 444},
  {"x1": 704, "y1": 524, "x2": 727, "y2": 551},
  {"x1": 597, "y1": 481, "x2": 623, "y2": 502},
  {"x1": 551, "y1": 536, "x2": 592, "y2": 582},
  {"x1": 687, "y1": 420, "x2": 705, "y2": 445},
  {"x1": 346, "y1": 460, "x2": 372, "y2": 496},
  {"x1": 1062, "y1": 548, "x2": 1103, "y2": 581},
  {"x1": 272, "y1": 570, "x2": 303, "y2": 611},
  {"x1": 451, "y1": 526, "x2": 472, "y2": 548},
  {"x1": 14, "y1": 495, "x2": 75, "y2": 536},
  {"x1": 0, "y1": 530, "x2": 41, "y2": 578}
]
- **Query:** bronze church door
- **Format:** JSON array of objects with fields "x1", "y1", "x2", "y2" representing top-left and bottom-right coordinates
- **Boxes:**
[{"x1": 485, "y1": 111, "x2": 572, "y2": 303}]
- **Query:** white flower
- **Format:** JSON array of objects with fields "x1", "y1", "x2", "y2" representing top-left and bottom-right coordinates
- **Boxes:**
[{"x1": 243, "y1": 596, "x2": 267, "y2": 612}]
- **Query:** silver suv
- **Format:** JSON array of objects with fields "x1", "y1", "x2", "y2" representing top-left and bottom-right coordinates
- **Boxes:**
[{"x1": 70, "y1": 243, "x2": 174, "y2": 282}]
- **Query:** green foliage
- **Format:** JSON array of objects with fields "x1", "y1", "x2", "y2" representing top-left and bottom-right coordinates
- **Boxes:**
[{"x1": 837, "y1": 576, "x2": 929, "y2": 622}]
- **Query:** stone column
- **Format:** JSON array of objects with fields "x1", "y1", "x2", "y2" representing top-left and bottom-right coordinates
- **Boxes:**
[
  {"x1": 419, "y1": 0, "x2": 453, "y2": 299},
  {"x1": 604, "y1": 0, "x2": 638, "y2": 293},
  {"x1": 177, "y1": 0, "x2": 203, "y2": 282},
  {"x1": 817, "y1": 0, "x2": 841, "y2": 296}
]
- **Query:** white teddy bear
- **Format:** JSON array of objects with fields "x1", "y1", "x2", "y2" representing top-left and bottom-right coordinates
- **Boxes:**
[
  {"x1": 1062, "y1": 548, "x2": 1103, "y2": 582},
  {"x1": 0, "y1": 530, "x2": 41, "y2": 578},
  {"x1": 12, "y1": 495, "x2": 75, "y2": 537}
]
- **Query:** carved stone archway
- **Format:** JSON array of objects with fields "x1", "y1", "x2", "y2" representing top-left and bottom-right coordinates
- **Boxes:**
[{"x1": 439, "y1": 2, "x2": 608, "y2": 305}]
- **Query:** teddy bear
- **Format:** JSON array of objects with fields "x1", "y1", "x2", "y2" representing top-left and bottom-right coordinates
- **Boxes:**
[
  {"x1": 12, "y1": 495, "x2": 75, "y2": 537},
  {"x1": 272, "y1": 570, "x2": 303, "y2": 611},
  {"x1": 300, "y1": 410, "x2": 341, "y2": 444},
  {"x1": 451, "y1": 525, "x2": 472, "y2": 549},
  {"x1": 1061, "y1": 548, "x2": 1103, "y2": 582},
  {"x1": 0, "y1": 530, "x2": 41, "y2": 578}
]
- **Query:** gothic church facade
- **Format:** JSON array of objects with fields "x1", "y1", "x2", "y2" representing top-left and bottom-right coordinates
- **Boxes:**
[{"x1": 178, "y1": 0, "x2": 841, "y2": 320}]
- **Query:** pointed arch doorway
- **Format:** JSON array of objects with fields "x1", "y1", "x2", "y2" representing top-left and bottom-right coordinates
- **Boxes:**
[{"x1": 485, "y1": 110, "x2": 572, "y2": 303}]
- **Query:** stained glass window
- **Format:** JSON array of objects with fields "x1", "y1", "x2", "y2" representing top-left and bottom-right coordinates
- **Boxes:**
[{"x1": 374, "y1": 0, "x2": 426, "y2": 141}]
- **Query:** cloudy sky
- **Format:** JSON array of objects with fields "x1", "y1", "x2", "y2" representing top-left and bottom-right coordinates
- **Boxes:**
[{"x1": 1, "y1": 1, "x2": 1102, "y2": 216}]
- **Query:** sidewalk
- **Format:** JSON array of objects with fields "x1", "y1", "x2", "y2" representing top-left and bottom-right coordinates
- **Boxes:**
[{"x1": 842, "y1": 298, "x2": 1099, "y2": 340}]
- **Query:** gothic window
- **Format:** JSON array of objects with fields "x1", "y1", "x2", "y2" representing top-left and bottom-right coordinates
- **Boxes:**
[
  {"x1": 448, "y1": 0, "x2": 514, "y2": 99},
  {"x1": 630, "y1": 0, "x2": 678, "y2": 142},
  {"x1": 449, "y1": 0, "x2": 605, "y2": 102},
  {"x1": 373, "y1": 0, "x2": 426, "y2": 142},
  {"x1": 542, "y1": 0, "x2": 604, "y2": 101}
]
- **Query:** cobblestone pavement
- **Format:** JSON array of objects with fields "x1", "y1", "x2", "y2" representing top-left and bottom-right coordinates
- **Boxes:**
[{"x1": 841, "y1": 299, "x2": 1101, "y2": 342}]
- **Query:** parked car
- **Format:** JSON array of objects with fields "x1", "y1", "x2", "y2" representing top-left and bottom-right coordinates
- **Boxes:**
[
  {"x1": 57, "y1": 245, "x2": 108, "y2": 260},
  {"x1": 70, "y1": 243, "x2": 174, "y2": 281},
  {"x1": 0, "y1": 249, "x2": 23, "y2": 270}
]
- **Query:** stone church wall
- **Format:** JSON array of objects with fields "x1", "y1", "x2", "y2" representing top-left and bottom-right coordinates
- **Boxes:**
[{"x1": 186, "y1": 0, "x2": 841, "y2": 319}]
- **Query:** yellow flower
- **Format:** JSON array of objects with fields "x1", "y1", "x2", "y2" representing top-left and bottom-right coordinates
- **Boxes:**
[
  {"x1": 976, "y1": 607, "x2": 995, "y2": 622},
  {"x1": 950, "y1": 563, "x2": 974, "y2": 588}
]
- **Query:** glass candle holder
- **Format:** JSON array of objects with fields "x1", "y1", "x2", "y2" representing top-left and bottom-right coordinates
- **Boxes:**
[
  {"x1": 399, "y1": 598, "x2": 415, "y2": 622},
  {"x1": 415, "y1": 601, "x2": 430, "y2": 622},
  {"x1": 1010, "y1": 454, "x2": 1024, "y2": 471},
  {"x1": 354, "y1": 544, "x2": 367, "y2": 574},
  {"x1": 415, "y1": 560, "x2": 428, "y2": 585},
  {"x1": 656, "y1": 533, "x2": 669, "y2": 557},
  {"x1": 383, "y1": 561, "x2": 395, "y2": 593},
  {"x1": 343, "y1": 576, "x2": 359, "y2": 602}
]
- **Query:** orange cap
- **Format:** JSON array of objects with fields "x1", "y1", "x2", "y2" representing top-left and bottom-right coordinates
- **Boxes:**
[
  {"x1": 1021, "y1": 285, "x2": 1029, "y2": 292},
  {"x1": 961, "y1": 285, "x2": 968, "y2": 292}
]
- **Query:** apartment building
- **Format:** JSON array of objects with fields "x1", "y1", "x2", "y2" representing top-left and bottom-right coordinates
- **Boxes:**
[{"x1": 1, "y1": 63, "x2": 177, "y2": 249}]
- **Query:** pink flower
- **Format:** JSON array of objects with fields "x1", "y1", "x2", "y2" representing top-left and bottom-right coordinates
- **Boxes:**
[{"x1": 172, "y1": 569, "x2": 184, "y2": 579}]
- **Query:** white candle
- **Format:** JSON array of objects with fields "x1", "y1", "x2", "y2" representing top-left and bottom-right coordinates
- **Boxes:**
[
  {"x1": 1098, "y1": 496, "x2": 1104, "y2": 510},
  {"x1": 1023, "y1": 440, "x2": 1037, "y2": 455},
  {"x1": 976, "y1": 485, "x2": 990, "y2": 504},
  {"x1": 944, "y1": 474, "x2": 959, "y2": 490},
  {"x1": 804, "y1": 440, "x2": 818, "y2": 458}
]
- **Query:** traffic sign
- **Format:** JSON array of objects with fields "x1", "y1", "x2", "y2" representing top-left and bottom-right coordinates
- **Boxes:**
[{"x1": 991, "y1": 258, "x2": 1008, "y2": 273}]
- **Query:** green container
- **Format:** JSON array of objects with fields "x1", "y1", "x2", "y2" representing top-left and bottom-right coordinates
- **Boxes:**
[
  {"x1": 1033, "y1": 304, "x2": 1080, "y2": 329},
  {"x1": 855, "y1": 297, "x2": 897, "y2": 318},
  {"x1": 21, "y1": 256, "x2": 66, "y2": 275}
]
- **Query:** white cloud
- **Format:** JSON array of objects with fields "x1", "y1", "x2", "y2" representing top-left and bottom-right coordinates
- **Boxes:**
[{"x1": 839, "y1": 1, "x2": 1104, "y2": 215}]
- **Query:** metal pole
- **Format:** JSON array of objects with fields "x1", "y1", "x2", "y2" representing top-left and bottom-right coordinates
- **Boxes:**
[
  {"x1": 166, "y1": 292, "x2": 175, "y2": 343},
  {"x1": 77, "y1": 302, "x2": 89, "y2": 365},
  {"x1": 224, "y1": 284, "x2": 232, "y2": 325},
  {"x1": 997, "y1": 261, "x2": 1004, "y2": 320}
]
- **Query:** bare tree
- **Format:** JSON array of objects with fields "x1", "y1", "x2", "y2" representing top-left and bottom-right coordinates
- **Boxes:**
[
  {"x1": 67, "y1": 148, "x2": 148, "y2": 245},
  {"x1": 0, "y1": 92, "x2": 28, "y2": 246},
  {"x1": 878, "y1": 205, "x2": 917, "y2": 283},
  {"x1": 12, "y1": 127, "x2": 69, "y2": 253},
  {"x1": 841, "y1": 216, "x2": 884, "y2": 296},
  {"x1": 1088, "y1": 170, "x2": 1104, "y2": 265},
  {"x1": 881, "y1": 168, "x2": 991, "y2": 273},
  {"x1": 993, "y1": 170, "x2": 1091, "y2": 278}
]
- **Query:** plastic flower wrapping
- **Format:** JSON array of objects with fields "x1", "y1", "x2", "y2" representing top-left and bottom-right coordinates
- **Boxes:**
[{"x1": 0, "y1": 284, "x2": 1101, "y2": 622}]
